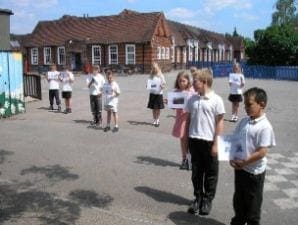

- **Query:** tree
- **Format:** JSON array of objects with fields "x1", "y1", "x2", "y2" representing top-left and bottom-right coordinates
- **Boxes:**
[
  {"x1": 271, "y1": 0, "x2": 298, "y2": 25},
  {"x1": 246, "y1": 24, "x2": 298, "y2": 65}
]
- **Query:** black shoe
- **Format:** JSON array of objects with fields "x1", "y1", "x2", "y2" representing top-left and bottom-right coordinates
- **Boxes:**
[
  {"x1": 187, "y1": 198, "x2": 201, "y2": 214},
  {"x1": 104, "y1": 126, "x2": 111, "y2": 132},
  {"x1": 199, "y1": 199, "x2": 212, "y2": 216},
  {"x1": 49, "y1": 105, "x2": 54, "y2": 110},
  {"x1": 67, "y1": 108, "x2": 72, "y2": 113},
  {"x1": 179, "y1": 159, "x2": 188, "y2": 170},
  {"x1": 112, "y1": 127, "x2": 119, "y2": 132}
]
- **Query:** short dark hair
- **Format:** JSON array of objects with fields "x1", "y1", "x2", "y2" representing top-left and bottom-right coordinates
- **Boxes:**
[{"x1": 244, "y1": 87, "x2": 267, "y2": 106}]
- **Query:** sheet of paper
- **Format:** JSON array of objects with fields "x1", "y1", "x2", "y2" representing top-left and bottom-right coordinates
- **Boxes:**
[{"x1": 167, "y1": 91, "x2": 188, "y2": 109}]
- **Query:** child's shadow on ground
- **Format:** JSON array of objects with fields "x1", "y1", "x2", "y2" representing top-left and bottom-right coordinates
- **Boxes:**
[
  {"x1": 37, "y1": 106, "x2": 49, "y2": 110},
  {"x1": 168, "y1": 211, "x2": 226, "y2": 225},
  {"x1": 73, "y1": 120, "x2": 102, "y2": 130},
  {"x1": 127, "y1": 120, "x2": 152, "y2": 126}
]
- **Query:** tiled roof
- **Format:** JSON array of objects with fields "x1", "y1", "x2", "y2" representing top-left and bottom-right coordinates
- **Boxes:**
[
  {"x1": 25, "y1": 9, "x2": 162, "y2": 47},
  {"x1": 168, "y1": 20, "x2": 242, "y2": 49}
]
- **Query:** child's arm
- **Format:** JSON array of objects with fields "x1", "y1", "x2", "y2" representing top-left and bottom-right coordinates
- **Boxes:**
[
  {"x1": 230, "y1": 147, "x2": 268, "y2": 170},
  {"x1": 211, "y1": 114, "x2": 224, "y2": 157}
]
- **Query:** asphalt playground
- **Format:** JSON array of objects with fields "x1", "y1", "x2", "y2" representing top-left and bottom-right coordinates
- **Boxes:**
[{"x1": 0, "y1": 70, "x2": 297, "y2": 225}]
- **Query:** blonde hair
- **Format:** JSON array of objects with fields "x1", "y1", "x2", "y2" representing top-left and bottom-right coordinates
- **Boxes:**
[
  {"x1": 233, "y1": 63, "x2": 241, "y2": 73},
  {"x1": 192, "y1": 68, "x2": 213, "y2": 87},
  {"x1": 190, "y1": 66, "x2": 197, "y2": 74},
  {"x1": 150, "y1": 62, "x2": 162, "y2": 78}
]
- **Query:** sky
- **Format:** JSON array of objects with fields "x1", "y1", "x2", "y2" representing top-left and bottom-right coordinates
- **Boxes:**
[{"x1": 1, "y1": 0, "x2": 279, "y2": 39}]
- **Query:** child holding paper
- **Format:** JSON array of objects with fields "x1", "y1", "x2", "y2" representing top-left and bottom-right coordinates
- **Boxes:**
[
  {"x1": 171, "y1": 71, "x2": 194, "y2": 170},
  {"x1": 147, "y1": 62, "x2": 166, "y2": 127},
  {"x1": 59, "y1": 66, "x2": 74, "y2": 114},
  {"x1": 228, "y1": 63, "x2": 245, "y2": 122},
  {"x1": 47, "y1": 64, "x2": 61, "y2": 111},
  {"x1": 103, "y1": 70, "x2": 121, "y2": 132},
  {"x1": 86, "y1": 65, "x2": 105, "y2": 126},
  {"x1": 230, "y1": 87, "x2": 275, "y2": 225}
]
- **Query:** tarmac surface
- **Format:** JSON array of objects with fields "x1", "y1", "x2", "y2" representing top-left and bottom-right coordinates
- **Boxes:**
[{"x1": 0, "y1": 71, "x2": 298, "y2": 225}]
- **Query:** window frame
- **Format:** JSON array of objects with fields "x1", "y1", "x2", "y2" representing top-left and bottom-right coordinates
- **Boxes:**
[
  {"x1": 92, "y1": 45, "x2": 101, "y2": 65},
  {"x1": 108, "y1": 45, "x2": 118, "y2": 64},
  {"x1": 43, "y1": 47, "x2": 51, "y2": 65},
  {"x1": 125, "y1": 44, "x2": 136, "y2": 65},
  {"x1": 57, "y1": 46, "x2": 66, "y2": 65},
  {"x1": 31, "y1": 47, "x2": 38, "y2": 65}
]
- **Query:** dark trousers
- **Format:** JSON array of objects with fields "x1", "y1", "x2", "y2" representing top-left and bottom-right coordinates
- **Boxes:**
[
  {"x1": 231, "y1": 170, "x2": 266, "y2": 225},
  {"x1": 189, "y1": 138, "x2": 219, "y2": 201},
  {"x1": 89, "y1": 95, "x2": 102, "y2": 122},
  {"x1": 49, "y1": 89, "x2": 60, "y2": 106}
]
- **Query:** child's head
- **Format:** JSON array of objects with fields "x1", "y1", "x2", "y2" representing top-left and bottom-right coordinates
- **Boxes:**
[
  {"x1": 233, "y1": 63, "x2": 241, "y2": 73},
  {"x1": 151, "y1": 62, "x2": 161, "y2": 76},
  {"x1": 50, "y1": 64, "x2": 57, "y2": 71},
  {"x1": 243, "y1": 87, "x2": 267, "y2": 119},
  {"x1": 175, "y1": 71, "x2": 191, "y2": 90},
  {"x1": 190, "y1": 66, "x2": 197, "y2": 75},
  {"x1": 92, "y1": 65, "x2": 100, "y2": 74},
  {"x1": 192, "y1": 68, "x2": 213, "y2": 88},
  {"x1": 106, "y1": 70, "x2": 114, "y2": 83}
]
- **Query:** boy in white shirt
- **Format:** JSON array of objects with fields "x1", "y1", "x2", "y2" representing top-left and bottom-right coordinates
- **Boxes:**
[
  {"x1": 185, "y1": 68, "x2": 225, "y2": 216},
  {"x1": 86, "y1": 65, "x2": 105, "y2": 126},
  {"x1": 103, "y1": 70, "x2": 121, "y2": 132},
  {"x1": 59, "y1": 66, "x2": 74, "y2": 113},
  {"x1": 230, "y1": 87, "x2": 275, "y2": 225},
  {"x1": 47, "y1": 64, "x2": 61, "y2": 111}
]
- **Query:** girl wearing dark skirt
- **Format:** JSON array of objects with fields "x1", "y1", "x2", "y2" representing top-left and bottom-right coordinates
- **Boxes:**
[
  {"x1": 147, "y1": 62, "x2": 166, "y2": 127},
  {"x1": 228, "y1": 63, "x2": 245, "y2": 122}
]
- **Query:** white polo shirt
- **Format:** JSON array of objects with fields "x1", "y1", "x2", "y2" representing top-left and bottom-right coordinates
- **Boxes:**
[
  {"x1": 233, "y1": 114, "x2": 276, "y2": 175},
  {"x1": 86, "y1": 73, "x2": 105, "y2": 96},
  {"x1": 229, "y1": 73, "x2": 245, "y2": 94},
  {"x1": 185, "y1": 91, "x2": 225, "y2": 141},
  {"x1": 47, "y1": 71, "x2": 60, "y2": 90}
]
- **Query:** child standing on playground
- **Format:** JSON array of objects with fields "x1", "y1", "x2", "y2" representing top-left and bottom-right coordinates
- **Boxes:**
[
  {"x1": 229, "y1": 87, "x2": 275, "y2": 225},
  {"x1": 59, "y1": 66, "x2": 74, "y2": 114},
  {"x1": 171, "y1": 71, "x2": 194, "y2": 170},
  {"x1": 47, "y1": 64, "x2": 61, "y2": 111},
  {"x1": 147, "y1": 62, "x2": 166, "y2": 127},
  {"x1": 103, "y1": 70, "x2": 121, "y2": 132},
  {"x1": 86, "y1": 65, "x2": 105, "y2": 126},
  {"x1": 185, "y1": 68, "x2": 225, "y2": 216},
  {"x1": 228, "y1": 62, "x2": 245, "y2": 122}
]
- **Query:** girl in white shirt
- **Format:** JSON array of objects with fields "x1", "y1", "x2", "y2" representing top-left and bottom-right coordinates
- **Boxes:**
[
  {"x1": 59, "y1": 66, "x2": 74, "y2": 113},
  {"x1": 146, "y1": 62, "x2": 166, "y2": 127},
  {"x1": 228, "y1": 63, "x2": 245, "y2": 122}
]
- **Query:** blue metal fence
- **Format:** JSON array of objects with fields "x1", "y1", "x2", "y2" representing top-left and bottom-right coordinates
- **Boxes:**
[{"x1": 187, "y1": 61, "x2": 298, "y2": 81}]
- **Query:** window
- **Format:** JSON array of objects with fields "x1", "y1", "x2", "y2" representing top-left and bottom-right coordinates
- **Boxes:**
[
  {"x1": 125, "y1": 44, "x2": 135, "y2": 64},
  {"x1": 161, "y1": 47, "x2": 165, "y2": 60},
  {"x1": 182, "y1": 47, "x2": 186, "y2": 63},
  {"x1": 109, "y1": 45, "x2": 118, "y2": 64},
  {"x1": 157, "y1": 47, "x2": 161, "y2": 60},
  {"x1": 188, "y1": 46, "x2": 193, "y2": 61},
  {"x1": 31, "y1": 48, "x2": 38, "y2": 65},
  {"x1": 43, "y1": 47, "x2": 51, "y2": 65},
  {"x1": 92, "y1": 45, "x2": 101, "y2": 65},
  {"x1": 171, "y1": 46, "x2": 175, "y2": 63},
  {"x1": 57, "y1": 47, "x2": 65, "y2": 65},
  {"x1": 165, "y1": 47, "x2": 170, "y2": 60}
]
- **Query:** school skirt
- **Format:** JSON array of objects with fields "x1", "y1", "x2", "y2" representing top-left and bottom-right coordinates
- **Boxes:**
[
  {"x1": 228, "y1": 94, "x2": 243, "y2": 103},
  {"x1": 147, "y1": 93, "x2": 164, "y2": 109},
  {"x1": 62, "y1": 91, "x2": 72, "y2": 99}
]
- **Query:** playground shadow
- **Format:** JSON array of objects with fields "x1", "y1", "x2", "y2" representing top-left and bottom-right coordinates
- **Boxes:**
[
  {"x1": 135, "y1": 156, "x2": 180, "y2": 168},
  {"x1": 127, "y1": 120, "x2": 152, "y2": 126},
  {"x1": 135, "y1": 186, "x2": 190, "y2": 206}
]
